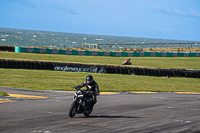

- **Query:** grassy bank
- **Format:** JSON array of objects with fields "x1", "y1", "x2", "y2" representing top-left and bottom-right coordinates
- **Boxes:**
[
  {"x1": 0, "y1": 91, "x2": 9, "y2": 97},
  {"x1": 1, "y1": 52, "x2": 200, "y2": 69},
  {"x1": 0, "y1": 68, "x2": 200, "y2": 92}
]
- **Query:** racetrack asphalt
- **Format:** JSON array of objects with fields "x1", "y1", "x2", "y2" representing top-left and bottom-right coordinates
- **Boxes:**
[{"x1": 0, "y1": 86, "x2": 200, "y2": 133}]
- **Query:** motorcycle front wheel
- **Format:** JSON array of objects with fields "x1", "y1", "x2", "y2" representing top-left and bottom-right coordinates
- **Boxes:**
[
  {"x1": 83, "y1": 109, "x2": 93, "y2": 117},
  {"x1": 69, "y1": 101, "x2": 78, "y2": 118}
]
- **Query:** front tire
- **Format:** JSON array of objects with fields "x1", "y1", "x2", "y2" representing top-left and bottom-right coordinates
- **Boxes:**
[
  {"x1": 83, "y1": 109, "x2": 93, "y2": 117},
  {"x1": 69, "y1": 101, "x2": 78, "y2": 118}
]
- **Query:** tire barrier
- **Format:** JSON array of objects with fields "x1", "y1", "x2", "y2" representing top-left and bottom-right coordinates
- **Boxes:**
[
  {"x1": 0, "y1": 45, "x2": 15, "y2": 52},
  {"x1": 15, "y1": 46, "x2": 200, "y2": 57},
  {"x1": 0, "y1": 59, "x2": 55, "y2": 70},
  {"x1": 0, "y1": 59, "x2": 200, "y2": 78}
]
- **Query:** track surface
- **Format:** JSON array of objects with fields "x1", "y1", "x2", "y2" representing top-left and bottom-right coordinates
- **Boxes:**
[{"x1": 1, "y1": 87, "x2": 200, "y2": 133}]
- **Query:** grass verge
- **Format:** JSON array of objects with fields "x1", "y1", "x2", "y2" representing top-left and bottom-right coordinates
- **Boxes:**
[
  {"x1": 0, "y1": 91, "x2": 9, "y2": 97},
  {"x1": 1, "y1": 52, "x2": 200, "y2": 69},
  {"x1": 0, "y1": 68, "x2": 200, "y2": 92}
]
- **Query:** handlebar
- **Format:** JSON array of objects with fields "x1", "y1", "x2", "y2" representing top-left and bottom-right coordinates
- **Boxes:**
[
  {"x1": 72, "y1": 86, "x2": 84, "y2": 92},
  {"x1": 72, "y1": 86, "x2": 90, "y2": 94}
]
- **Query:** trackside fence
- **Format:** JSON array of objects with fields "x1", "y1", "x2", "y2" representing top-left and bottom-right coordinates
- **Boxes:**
[
  {"x1": 15, "y1": 47, "x2": 200, "y2": 57},
  {"x1": 82, "y1": 42, "x2": 200, "y2": 50}
]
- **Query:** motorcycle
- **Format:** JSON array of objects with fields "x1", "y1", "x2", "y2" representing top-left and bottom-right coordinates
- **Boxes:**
[
  {"x1": 122, "y1": 62, "x2": 132, "y2": 65},
  {"x1": 69, "y1": 86, "x2": 93, "y2": 118}
]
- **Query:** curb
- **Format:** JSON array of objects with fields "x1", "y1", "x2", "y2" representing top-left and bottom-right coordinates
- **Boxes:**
[
  {"x1": 0, "y1": 93, "x2": 50, "y2": 103},
  {"x1": 8, "y1": 93, "x2": 50, "y2": 99}
]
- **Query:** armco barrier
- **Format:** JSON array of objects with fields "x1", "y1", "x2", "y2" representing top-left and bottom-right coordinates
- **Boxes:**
[
  {"x1": 0, "y1": 45, "x2": 15, "y2": 52},
  {"x1": 15, "y1": 46, "x2": 200, "y2": 57},
  {"x1": 0, "y1": 59, "x2": 200, "y2": 78}
]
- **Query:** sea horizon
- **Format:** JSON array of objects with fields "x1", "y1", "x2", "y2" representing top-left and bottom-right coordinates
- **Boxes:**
[{"x1": 0, "y1": 27, "x2": 198, "y2": 49}]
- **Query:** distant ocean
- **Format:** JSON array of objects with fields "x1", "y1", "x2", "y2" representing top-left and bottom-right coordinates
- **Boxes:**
[{"x1": 0, "y1": 28, "x2": 196, "y2": 49}]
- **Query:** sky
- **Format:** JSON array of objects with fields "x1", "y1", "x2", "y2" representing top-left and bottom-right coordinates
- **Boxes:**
[{"x1": 0, "y1": 0, "x2": 200, "y2": 41}]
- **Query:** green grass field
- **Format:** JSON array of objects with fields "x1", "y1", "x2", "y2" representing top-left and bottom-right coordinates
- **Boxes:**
[
  {"x1": 0, "y1": 91, "x2": 9, "y2": 97},
  {"x1": 0, "y1": 68, "x2": 200, "y2": 92},
  {"x1": 0, "y1": 51, "x2": 200, "y2": 92},
  {"x1": 1, "y1": 51, "x2": 200, "y2": 69}
]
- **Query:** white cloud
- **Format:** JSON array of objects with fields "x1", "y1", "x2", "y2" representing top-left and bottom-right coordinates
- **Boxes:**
[{"x1": 153, "y1": 5, "x2": 200, "y2": 17}]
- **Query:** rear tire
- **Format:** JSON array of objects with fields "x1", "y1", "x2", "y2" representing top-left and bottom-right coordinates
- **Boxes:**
[{"x1": 69, "y1": 101, "x2": 78, "y2": 118}]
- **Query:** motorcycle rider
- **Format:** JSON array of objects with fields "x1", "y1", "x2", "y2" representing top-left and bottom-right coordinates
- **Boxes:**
[
  {"x1": 122, "y1": 58, "x2": 131, "y2": 65},
  {"x1": 77, "y1": 75, "x2": 99, "y2": 110}
]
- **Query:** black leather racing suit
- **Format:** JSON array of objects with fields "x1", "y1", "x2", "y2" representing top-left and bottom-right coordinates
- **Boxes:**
[{"x1": 78, "y1": 80, "x2": 99, "y2": 108}]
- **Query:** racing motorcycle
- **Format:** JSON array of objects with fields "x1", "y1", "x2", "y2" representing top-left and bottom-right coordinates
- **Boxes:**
[
  {"x1": 69, "y1": 86, "x2": 93, "y2": 118},
  {"x1": 122, "y1": 62, "x2": 132, "y2": 65}
]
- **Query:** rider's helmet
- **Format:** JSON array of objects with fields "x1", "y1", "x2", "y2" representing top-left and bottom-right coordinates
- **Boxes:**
[
  {"x1": 128, "y1": 58, "x2": 130, "y2": 60},
  {"x1": 86, "y1": 75, "x2": 94, "y2": 84}
]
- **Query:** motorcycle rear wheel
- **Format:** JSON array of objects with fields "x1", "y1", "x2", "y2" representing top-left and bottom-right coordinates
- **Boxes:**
[{"x1": 69, "y1": 101, "x2": 78, "y2": 118}]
